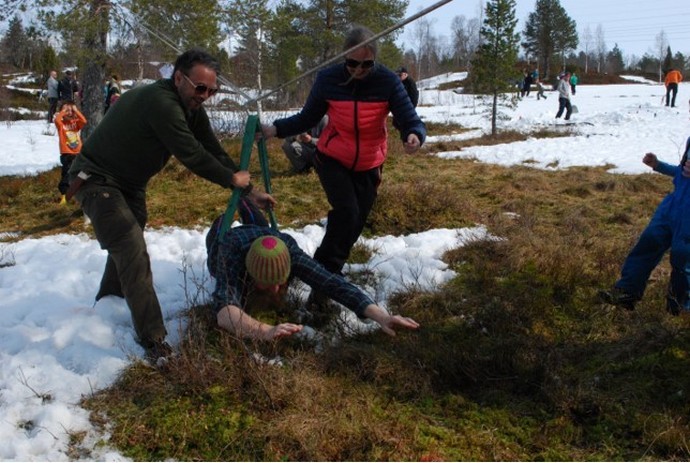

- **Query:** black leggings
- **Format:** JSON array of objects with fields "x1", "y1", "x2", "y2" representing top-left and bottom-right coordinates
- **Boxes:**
[
  {"x1": 58, "y1": 155, "x2": 75, "y2": 195},
  {"x1": 312, "y1": 151, "x2": 381, "y2": 274},
  {"x1": 556, "y1": 97, "x2": 572, "y2": 120}
]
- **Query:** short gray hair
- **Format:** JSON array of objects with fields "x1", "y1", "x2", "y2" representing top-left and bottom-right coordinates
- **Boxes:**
[{"x1": 343, "y1": 25, "x2": 377, "y2": 57}]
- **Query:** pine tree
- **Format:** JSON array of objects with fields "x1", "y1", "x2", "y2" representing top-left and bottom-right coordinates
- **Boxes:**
[
  {"x1": 663, "y1": 46, "x2": 673, "y2": 73},
  {"x1": 606, "y1": 44, "x2": 625, "y2": 74},
  {"x1": 37, "y1": 44, "x2": 60, "y2": 81},
  {"x1": 258, "y1": 0, "x2": 406, "y2": 106},
  {"x1": 522, "y1": 0, "x2": 577, "y2": 80},
  {"x1": 130, "y1": 0, "x2": 222, "y2": 57},
  {"x1": 0, "y1": 16, "x2": 29, "y2": 69},
  {"x1": 469, "y1": 0, "x2": 519, "y2": 136},
  {"x1": 289, "y1": 0, "x2": 406, "y2": 69}
]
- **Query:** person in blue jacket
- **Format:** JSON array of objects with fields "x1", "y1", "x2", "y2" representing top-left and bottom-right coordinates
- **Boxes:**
[
  {"x1": 260, "y1": 25, "x2": 426, "y2": 290},
  {"x1": 599, "y1": 136, "x2": 690, "y2": 314}
]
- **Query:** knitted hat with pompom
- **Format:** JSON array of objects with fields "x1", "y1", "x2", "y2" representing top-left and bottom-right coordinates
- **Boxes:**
[{"x1": 245, "y1": 235, "x2": 291, "y2": 286}]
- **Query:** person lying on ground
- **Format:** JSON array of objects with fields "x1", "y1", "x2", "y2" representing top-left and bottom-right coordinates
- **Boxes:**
[{"x1": 206, "y1": 216, "x2": 420, "y2": 341}]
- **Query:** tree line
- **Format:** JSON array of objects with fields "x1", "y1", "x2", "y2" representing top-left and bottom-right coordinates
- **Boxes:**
[{"x1": 0, "y1": 0, "x2": 687, "y2": 134}]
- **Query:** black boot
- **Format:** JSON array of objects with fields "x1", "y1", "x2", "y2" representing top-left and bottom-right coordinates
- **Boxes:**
[
  {"x1": 143, "y1": 340, "x2": 174, "y2": 369},
  {"x1": 598, "y1": 287, "x2": 638, "y2": 310}
]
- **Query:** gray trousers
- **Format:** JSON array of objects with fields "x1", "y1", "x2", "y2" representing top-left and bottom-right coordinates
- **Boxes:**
[{"x1": 75, "y1": 178, "x2": 166, "y2": 348}]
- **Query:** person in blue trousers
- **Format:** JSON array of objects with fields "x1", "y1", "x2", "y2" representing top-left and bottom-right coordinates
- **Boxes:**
[{"x1": 599, "y1": 136, "x2": 690, "y2": 314}]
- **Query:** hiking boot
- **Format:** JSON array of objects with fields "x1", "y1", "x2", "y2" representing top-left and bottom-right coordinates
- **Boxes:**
[
  {"x1": 598, "y1": 288, "x2": 638, "y2": 311},
  {"x1": 144, "y1": 340, "x2": 175, "y2": 369}
]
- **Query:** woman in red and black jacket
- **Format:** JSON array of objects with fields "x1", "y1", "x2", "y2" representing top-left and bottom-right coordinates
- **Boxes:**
[{"x1": 262, "y1": 25, "x2": 426, "y2": 283}]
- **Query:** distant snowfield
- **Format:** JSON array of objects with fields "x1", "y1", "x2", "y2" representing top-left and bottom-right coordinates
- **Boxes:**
[
  {"x1": 3, "y1": 71, "x2": 687, "y2": 177},
  {"x1": 414, "y1": 74, "x2": 688, "y2": 175}
]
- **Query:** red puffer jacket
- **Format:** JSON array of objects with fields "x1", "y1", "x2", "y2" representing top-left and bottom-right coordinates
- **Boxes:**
[
  {"x1": 274, "y1": 63, "x2": 426, "y2": 172},
  {"x1": 317, "y1": 100, "x2": 390, "y2": 171}
]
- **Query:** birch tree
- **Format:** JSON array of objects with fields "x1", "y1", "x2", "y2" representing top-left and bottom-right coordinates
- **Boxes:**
[
  {"x1": 581, "y1": 25, "x2": 592, "y2": 74},
  {"x1": 654, "y1": 30, "x2": 668, "y2": 82},
  {"x1": 595, "y1": 24, "x2": 606, "y2": 74}
]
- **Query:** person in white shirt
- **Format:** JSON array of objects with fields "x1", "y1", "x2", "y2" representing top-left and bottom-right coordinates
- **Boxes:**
[{"x1": 555, "y1": 72, "x2": 572, "y2": 120}]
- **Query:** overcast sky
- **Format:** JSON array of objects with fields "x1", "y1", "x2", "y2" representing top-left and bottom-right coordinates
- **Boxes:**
[{"x1": 401, "y1": 0, "x2": 690, "y2": 58}]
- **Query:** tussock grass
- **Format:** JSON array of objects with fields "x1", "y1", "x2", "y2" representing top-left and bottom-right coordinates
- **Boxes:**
[
  {"x1": 0, "y1": 86, "x2": 45, "y2": 117},
  {"x1": 4, "y1": 121, "x2": 690, "y2": 460}
]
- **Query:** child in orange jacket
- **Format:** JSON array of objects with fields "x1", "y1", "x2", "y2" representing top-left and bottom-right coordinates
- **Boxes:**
[{"x1": 54, "y1": 100, "x2": 87, "y2": 204}]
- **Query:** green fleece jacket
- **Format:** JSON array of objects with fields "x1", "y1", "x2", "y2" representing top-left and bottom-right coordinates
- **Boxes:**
[{"x1": 70, "y1": 79, "x2": 238, "y2": 193}]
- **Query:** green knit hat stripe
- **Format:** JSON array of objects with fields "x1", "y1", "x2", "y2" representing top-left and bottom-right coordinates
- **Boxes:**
[{"x1": 246, "y1": 236, "x2": 291, "y2": 285}]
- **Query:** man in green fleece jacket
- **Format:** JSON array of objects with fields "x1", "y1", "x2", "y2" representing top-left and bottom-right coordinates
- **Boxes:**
[{"x1": 69, "y1": 48, "x2": 274, "y2": 365}]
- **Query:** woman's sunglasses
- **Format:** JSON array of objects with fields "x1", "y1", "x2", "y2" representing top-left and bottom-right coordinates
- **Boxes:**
[
  {"x1": 345, "y1": 58, "x2": 375, "y2": 69},
  {"x1": 181, "y1": 73, "x2": 219, "y2": 97}
]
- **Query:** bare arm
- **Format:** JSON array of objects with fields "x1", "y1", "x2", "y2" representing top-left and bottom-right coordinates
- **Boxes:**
[
  {"x1": 217, "y1": 305, "x2": 302, "y2": 341},
  {"x1": 362, "y1": 304, "x2": 420, "y2": 336}
]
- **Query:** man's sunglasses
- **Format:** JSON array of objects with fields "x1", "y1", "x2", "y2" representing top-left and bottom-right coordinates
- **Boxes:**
[
  {"x1": 345, "y1": 58, "x2": 375, "y2": 69},
  {"x1": 181, "y1": 73, "x2": 218, "y2": 97}
]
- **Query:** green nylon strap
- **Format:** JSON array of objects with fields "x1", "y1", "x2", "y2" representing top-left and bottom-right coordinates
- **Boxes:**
[
  {"x1": 219, "y1": 115, "x2": 277, "y2": 237},
  {"x1": 257, "y1": 135, "x2": 278, "y2": 230}
]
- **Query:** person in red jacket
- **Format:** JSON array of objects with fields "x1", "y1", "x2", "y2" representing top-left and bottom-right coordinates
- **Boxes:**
[
  {"x1": 260, "y1": 25, "x2": 426, "y2": 312},
  {"x1": 664, "y1": 68, "x2": 683, "y2": 108},
  {"x1": 54, "y1": 99, "x2": 87, "y2": 204}
]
